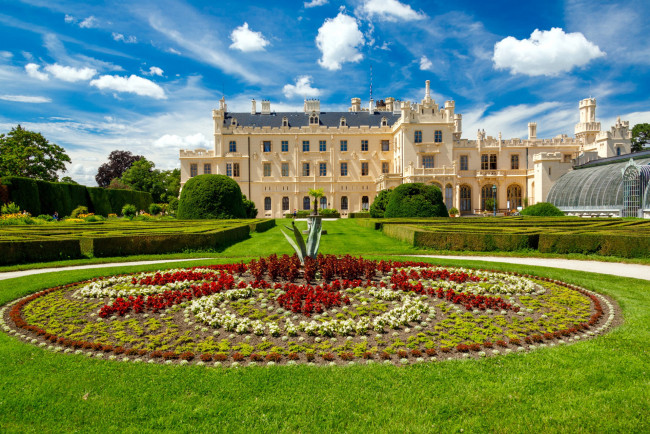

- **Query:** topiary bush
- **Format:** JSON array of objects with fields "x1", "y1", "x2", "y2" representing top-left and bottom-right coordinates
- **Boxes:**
[
  {"x1": 384, "y1": 183, "x2": 449, "y2": 218},
  {"x1": 370, "y1": 189, "x2": 392, "y2": 218},
  {"x1": 71, "y1": 206, "x2": 89, "y2": 218},
  {"x1": 121, "y1": 204, "x2": 137, "y2": 218},
  {"x1": 177, "y1": 174, "x2": 246, "y2": 219},
  {"x1": 520, "y1": 202, "x2": 564, "y2": 217}
]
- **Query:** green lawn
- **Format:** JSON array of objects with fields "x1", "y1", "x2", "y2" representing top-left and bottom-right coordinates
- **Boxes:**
[{"x1": 1, "y1": 222, "x2": 649, "y2": 432}]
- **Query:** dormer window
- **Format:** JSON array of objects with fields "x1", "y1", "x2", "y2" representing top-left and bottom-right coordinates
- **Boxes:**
[
  {"x1": 340, "y1": 117, "x2": 347, "y2": 127},
  {"x1": 381, "y1": 117, "x2": 387, "y2": 127},
  {"x1": 282, "y1": 117, "x2": 288, "y2": 127},
  {"x1": 309, "y1": 112, "x2": 319, "y2": 125},
  {"x1": 230, "y1": 117, "x2": 237, "y2": 127}
]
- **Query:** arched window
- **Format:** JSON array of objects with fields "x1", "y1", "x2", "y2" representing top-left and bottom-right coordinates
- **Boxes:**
[
  {"x1": 340, "y1": 117, "x2": 346, "y2": 127},
  {"x1": 303, "y1": 196, "x2": 310, "y2": 210},
  {"x1": 282, "y1": 196, "x2": 290, "y2": 211},
  {"x1": 264, "y1": 197, "x2": 272, "y2": 211},
  {"x1": 230, "y1": 118, "x2": 237, "y2": 126},
  {"x1": 445, "y1": 184, "x2": 453, "y2": 210},
  {"x1": 481, "y1": 184, "x2": 496, "y2": 211},
  {"x1": 309, "y1": 113, "x2": 319, "y2": 125},
  {"x1": 282, "y1": 117, "x2": 288, "y2": 127},
  {"x1": 320, "y1": 197, "x2": 327, "y2": 210},
  {"x1": 506, "y1": 184, "x2": 522, "y2": 210},
  {"x1": 362, "y1": 196, "x2": 369, "y2": 210},
  {"x1": 341, "y1": 196, "x2": 348, "y2": 210},
  {"x1": 460, "y1": 185, "x2": 471, "y2": 213}
]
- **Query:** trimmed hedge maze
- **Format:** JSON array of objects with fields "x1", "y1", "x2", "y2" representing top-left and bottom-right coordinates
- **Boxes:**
[
  {"x1": 365, "y1": 217, "x2": 650, "y2": 258},
  {"x1": 0, "y1": 219, "x2": 275, "y2": 265}
]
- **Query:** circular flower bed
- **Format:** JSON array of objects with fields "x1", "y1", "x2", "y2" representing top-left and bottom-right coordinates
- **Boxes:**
[{"x1": 1, "y1": 255, "x2": 616, "y2": 366}]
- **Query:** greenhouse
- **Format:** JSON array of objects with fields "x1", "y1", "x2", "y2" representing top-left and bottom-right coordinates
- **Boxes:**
[{"x1": 547, "y1": 151, "x2": 650, "y2": 218}]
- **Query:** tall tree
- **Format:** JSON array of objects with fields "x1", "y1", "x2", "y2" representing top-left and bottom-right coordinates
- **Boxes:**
[
  {"x1": 160, "y1": 168, "x2": 180, "y2": 202},
  {"x1": 631, "y1": 123, "x2": 650, "y2": 153},
  {"x1": 120, "y1": 158, "x2": 165, "y2": 202},
  {"x1": 95, "y1": 150, "x2": 143, "y2": 187},
  {"x1": 0, "y1": 125, "x2": 71, "y2": 181}
]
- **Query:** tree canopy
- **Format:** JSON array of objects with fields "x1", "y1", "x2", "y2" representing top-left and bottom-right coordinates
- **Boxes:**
[
  {"x1": 0, "y1": 125, "x2": 71, "y2": 182},
  {"x1": 369, "y1": 189, "x2": 392, "y2": 218},
  {"x1": 95, "y1": 150, "x2": 143, "y2": 187},
  {"x1": 631, "y1": 123, "x2": 650, "y2": 153},
  {"x1": 118, "y1": 160, "x2": 179, "y2": 203}
]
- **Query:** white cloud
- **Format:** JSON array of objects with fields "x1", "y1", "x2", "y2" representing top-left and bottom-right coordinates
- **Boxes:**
[
  {"x1": 316, "y1": 13, "x2": 364, "y2": 70},
  {"x1": 167, "y1": 47, "x2": 181, "y2": 55},
  {"x1": 360, "y1": 0, "x2": 425, "y2": 21},
  {"x1": 112, "y1": 32, "x2": 137, "y2": 44},
  {"x1": 229, "y1": 22, "x2": 270, "y2": 52},
  {"x1": 45, "y1": 63, "x2": 97, "y2": 82},
  {"x1": 493, "y1": 28, "x2": 605, "y2": 76},
  {"x1": 25, "y1": 63, "x2": 49, "y2": 80},
  {"x1": 64, "y1": 14, "x2": 75, "y2": 24},
  {"x1": 0, "y1": 95, "x2": 52, "y2": 103},
  {"x1": 283, "y1": 75, "x2": 321, "y2": 99},
  {"x1": 79, "y1": 16, "x2": 98, "y2": 29},
  {"x1": 304, "y1": 0, "x2": 328, "y2": 7},
  {"x1": 0, "y1": 51, "x2": 12, "y2": 58},
  {"x1": 419, "y1": 55, "x2": 433, "y2": 71},
  {"x1": 144, "y1": 66, "x2": 164, "y2": 76},
  {"x1": 154, "y1": 133, "x2": 208, "y2": 149},
  {"x1": 90, "y1": 74, "x2": 166, "y2": 99}
]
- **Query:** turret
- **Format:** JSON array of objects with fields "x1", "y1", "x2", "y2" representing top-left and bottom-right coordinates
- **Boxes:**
[
  {"x1": 304, "y1": 99, "x2": 321, "y2": 113},
  {"x1": 349, "y1": 97, "x2": 361, "y2": 112},
  {"x1": 528, "y1": 122, "x2": 537, "y2": 140},
  {"x1": 261, "y1": 99, "x2": 271, "y2": 115},
  {"x1": 575, "y1": 98, "x2": 601, "y2": 145}
]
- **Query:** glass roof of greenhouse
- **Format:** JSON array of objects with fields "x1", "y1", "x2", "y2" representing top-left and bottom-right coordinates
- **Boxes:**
[{"x1": 548, "y1": 156, "x2": 650, "y2": 209}]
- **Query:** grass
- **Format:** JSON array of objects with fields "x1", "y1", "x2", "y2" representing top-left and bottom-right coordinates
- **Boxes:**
[{"x1": 1, "y1": 224, "x2": 649, "y2": 431}]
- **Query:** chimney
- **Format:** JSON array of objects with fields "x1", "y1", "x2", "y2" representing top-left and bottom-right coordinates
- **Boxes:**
[
  {"x1": 528, "y1": 122, "x2": 537, "y2": 140},
  {"x1": 425, "y1": 80, "x2": 431, "y2": 100},
  {"x1": 261, "y1": 100, "x2": 271, "y2": 115},
  {"x1": 350, "y1": 97, "x2": 361, "y2": 112},
  {"x1": 251, "y1": 99, "x2": 256, "y2": 114}
]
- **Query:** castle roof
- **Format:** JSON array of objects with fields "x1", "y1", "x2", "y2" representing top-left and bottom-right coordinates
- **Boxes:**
[{"x1": 223, "y1": 111, "x2": 400, "y2": 128}]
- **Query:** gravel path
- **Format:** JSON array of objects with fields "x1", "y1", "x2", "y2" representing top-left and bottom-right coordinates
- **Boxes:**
[
  {"x1": 1, "y1": 255, "x2": 648, "y2": 281},
  {"x1": 405, "y1": 255, "x2": 650, "y2": 281}
]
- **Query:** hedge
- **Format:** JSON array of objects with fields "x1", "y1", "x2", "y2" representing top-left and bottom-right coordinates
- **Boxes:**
[
  {"x1": 250, "y1": 219, "x2": 276, "y2": 233},
  {"x1": 0, "y1": 239, "x2": 82, "y2": 265},
  {"x1": 538, "y1": 233, "x2": 650, "y2": 258},
  {"x1": 348, "y1": 212, "x2": 371, "y2": 219},
  {"x1": 0, "y1": 177, "x2": 152, "y2": 216}
]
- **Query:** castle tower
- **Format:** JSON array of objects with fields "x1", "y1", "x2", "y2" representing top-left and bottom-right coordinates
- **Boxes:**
[{"x1": 575, "y1": 98, "x2": 601, "y2": 145}]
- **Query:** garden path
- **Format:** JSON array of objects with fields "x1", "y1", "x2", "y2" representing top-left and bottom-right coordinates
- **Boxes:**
[
  {"x1": 1, "y1": 255, "x2": 648, "y2": 281},
  {"x1": 407, "y1": 255, "x2": 650, "y2": 281}
]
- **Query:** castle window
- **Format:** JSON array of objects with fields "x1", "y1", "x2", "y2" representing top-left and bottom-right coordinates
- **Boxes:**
[
  {"x1": 361, "y1": 140, "x2": 368, "y2": 152},
  {"x1": 231, "y1": 118, "x2": 237, "y2": 126},
  {"x1": 361, "y1": 162, "x2": 369, "y2": 176},
  {"x1": 319, "y1": 140, "x2": 327, "y2": 152},
  {"x1": 340, "y1": 140, "x2": 348, "y2": 152},
  {"x1": 281, "y1": 141, "x2": 289, "y2": 152},
  {"x1": 263, "y1": 163, "x2": 271, "y2": 177},
  {"x1": 302, "y1": 141, "x2": 310, "y2": 152},
  {"x1": 445, "y1": 184, "x2": 453, "y2": 209},
  {"x1": 341, "y1": 196, "x2": 348, "y2": 210},
  {"x1": 319, "y1": 162, "x2": 327, "y2": 176},
  {"x1": 263, "y1": 141, "x2": 271, "y2": 152},
  {"x1": 382, "y1": 162, "x2": 389, "y2": 174},
  {"x1": 434, "y1": 130, "x2": 442, "y2": 143},
  {"x1": 414, "y1": 130, "x2": 422, "y2": 143},
  {"x1": 617, "y1": 146, "x2": 622, "y2": 156},
  {"x1": 320, "y1": 197, "x2": 327, "y2": 209},
  {"x1": 340, "y1": 162, "x2": 348, "y2": 176},
  {"x1": 511, "y1": 154, "x2": 519, "y2": 170},
  {"x1": 229, "y1": 141, "x2": 237, "y2": 153},
  {"x1": 233, "y1": 163, "x2": 240, "y2": 177},
  {"x1": 309, "y1": 113, "x2": 319, "y2": 125},
  {"x1": 481, "y1": 154, "x2": 497, "y2": 170},
  {"x1": 190, "y1": 164, "x2": 198, "y2": 177},
  {"x1": 226, "y1": 163, "x2": 232, "y2": 177},
  {"x1": 381, "y1": 140, "x2": 389, "y2": 152},
  {"x1": 281, "y1": 163, "x2": 289, "y2": 177},
  {"x1": 302, "y1": 162, "x2": 310, "y2": 176},
  {"x1": 422, "y1": 155, "x2": 434, "y2": 168},
  {"x1": 264, "y1": 197, "x2": 271, "y2": 211},
  {"x1": 460, "y1": 185, "x2": 471, "y2": 212},
  {"x1": 340, "y1": 117, "x2": 346, "y2": 127},
  {"x1": 303, "y1": 196, "x2": 310, "y2": 210},
  {"x1": 460, "y1": 155, "x2": 468, "y2": 171},
  {"x1": 282, "y1": 117, "x2": 288, "y2": 127},
  {"x1": 203, "y1": 163, "x2": 211, "y2": 174},
  {"x1": 282, "y1": 196, "x2": 290, "y2": 211},
  {"x1": 362, "y1": 196, "x2": 369, "y2": 210}
]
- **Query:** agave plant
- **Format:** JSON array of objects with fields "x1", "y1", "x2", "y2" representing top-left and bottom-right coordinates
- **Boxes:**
[{"x1": 281, "y1": 218, "x2": 322, "y2": 263}]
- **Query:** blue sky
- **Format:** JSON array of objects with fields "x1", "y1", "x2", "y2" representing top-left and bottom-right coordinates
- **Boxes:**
[{"x1": 1, "y1": 0, "x2": 649, "y2": 185}]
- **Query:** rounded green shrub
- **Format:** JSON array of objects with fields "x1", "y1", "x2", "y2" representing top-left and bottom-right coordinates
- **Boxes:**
[
  {"x1": 177, "y1": 174, "x2": 246, "y2": 219},
  {"x1": 520, "y1": 202, "x2": 564, "y2": 217},
  {"x1": 149, "y1": 203, "x2": 163, "y2": 215},
  {"x1": 370, "y1": 189, "x2": 392, "y2": 218},
  {"x1": 70, "y1": 205, "x2": 88, "y2": 218},
  {"x1": 121, "y1": 203, "x2": 137, "y2": 218},
  {"x1": 384, "y1": 183, "x2": 449, "y2": 218},
  {"x1": 242, "y1": 195, "x2": 258, "y2": 218}
]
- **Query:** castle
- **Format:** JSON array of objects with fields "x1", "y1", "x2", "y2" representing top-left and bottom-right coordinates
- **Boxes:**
[{"x1": 180, "y1": 81, "x2": 631, "y2": 217}]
